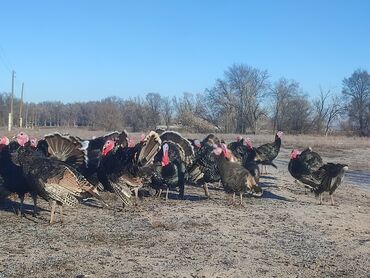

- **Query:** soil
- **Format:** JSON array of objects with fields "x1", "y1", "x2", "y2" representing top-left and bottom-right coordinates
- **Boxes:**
[{"x1": 0, "y1": 131, "x2": 369, "y2": 277}]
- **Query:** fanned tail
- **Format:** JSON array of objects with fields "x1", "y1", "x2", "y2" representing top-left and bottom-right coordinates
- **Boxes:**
[
  {"x1": 111, "y1": 182, "x2": 132, "y2": 207},
  {"x1": 188, "y1": 165, "x2": 204, "y2": 183},
  {"x1": 43, "y1": 184, "x2": 80, "y2": 207},
  {"x1": 160, "y1": 131, "x2": 194, "y2": 165},
  {"x1": 44, "y1": 132, "x2": 88, "y2": 167},
  {"x1": 44, "y1": 166, "x2": 103, "y2": 206},
  {"x1": 137, "y1": 131, "x2": 162, "y2": 166}
]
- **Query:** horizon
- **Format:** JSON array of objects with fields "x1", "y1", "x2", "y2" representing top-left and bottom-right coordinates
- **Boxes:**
[{"x1": 0, "y1": 1, "x2": 370, "y2": 103}]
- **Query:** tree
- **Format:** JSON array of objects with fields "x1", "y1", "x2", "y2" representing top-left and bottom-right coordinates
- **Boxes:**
[
  {"x1": 271, "y1": 78, "x2": 300, "y2": 133},
  {"x1": 161, "y1": 96, "x2": 173, "y2": 129},
  {"x1": 312, "y1": 88, "x2": 344, "y2": 136},
  {"x1": 145, "y1": 93, "x2": 162, "y2": 128},
  {"x1": 285, "y1": 94, "x2": 312, "y2": 134},
  {"x1": 342, "y1": 69, "x2": 370, "y2": 136},
  {"x1": 207, "y1": 64, "x2": 270, "y2": 133}
]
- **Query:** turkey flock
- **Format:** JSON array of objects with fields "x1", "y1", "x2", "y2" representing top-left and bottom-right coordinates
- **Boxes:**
[{"x1": 0, "y1": 129, "x2": 348, "y2": 224}]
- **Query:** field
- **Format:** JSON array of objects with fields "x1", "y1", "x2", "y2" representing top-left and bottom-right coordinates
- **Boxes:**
[{"x1": 0, "y1": 128, "x2": 369, "y2": 277}]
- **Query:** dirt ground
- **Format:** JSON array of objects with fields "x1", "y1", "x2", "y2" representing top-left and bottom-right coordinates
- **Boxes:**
[{"x1": 0, "y1": 129, "x2": 369, "y2": 277}]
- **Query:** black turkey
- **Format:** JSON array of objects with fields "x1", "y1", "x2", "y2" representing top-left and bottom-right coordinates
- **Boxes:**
[
  {"x1": 241, "y1": 139, "x2": 261, "y2": 183},
  {"x1": 288, "y1": 148, "x2": 348, "y2": 205},
  {"x1": 13, "y1": 144, "x2": 103, "y2": 224},
  {"x1": 97, "y1": 131, "x2": 161, "y2": 206},
  {"x1": 0, "y1": 135, "x2": 38, "y2": 216},
  {"x1": 256, "y1": 131, "x2": 283, "y2": 174},
  {"x1": 149, "y1": 131, "x2": 193, "y2": 199},
  {"x1": 227, "y1": 136, "x2": 249, "y2": 161},
  {"x1": 187, "y1": 138, "x2": 222, "y2": 197}
]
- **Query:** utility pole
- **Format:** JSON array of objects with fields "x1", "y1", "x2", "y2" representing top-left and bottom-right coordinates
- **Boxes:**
[
  {"x1": 25, "y1": 102, "x2": 29, "y2": 128},
  {"x1": 19, "y1": 82, "x2": 24, "y2": 127},
  {"x1": 8, "y1": 70, "x2": 15, "y2": 132}
]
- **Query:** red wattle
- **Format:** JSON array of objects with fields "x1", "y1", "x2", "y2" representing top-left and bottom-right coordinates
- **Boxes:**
[{"x1": 162, "y1": 150, "x2": 169, "y2": 166}]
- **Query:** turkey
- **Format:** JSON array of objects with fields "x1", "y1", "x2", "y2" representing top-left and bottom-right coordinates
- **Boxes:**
[
  {"x1": 155, "y1": 127, "x2": 166, "y2": 135},
  {"x1": 97, "y1": 131, "x2": 161, "y2": 206},
  {"x1": 187, "y1": 140, "x2": 220, "y2": 197},
  {"x1": 149, "y1": 131, "x2": 193, "y2": 200},
  {"x1": 288, "y1": 147, "x2": 324, "y2": 189},
  {"x1": 241, "y1": 138, "x2": 262, "y2": 183},
  {"x1": 289, "y1": 148, "x2": 331, "y2": 195},
  {"x1": 37, "y1": 132, "x2": 89, "y2": 168},
  {"x1": 313, "y1": 163, "x2": 348, "y2": 205},
  {"x1": 256, "y1": 131, "x2": 283, "y2": 174},
  {"x1": 202, "y1": 134, "x2": 220, "y2": 146},
  {"x1": 213, "y1": 144, "x2": 263, "y2": 204},
  {"x1": 29, "y1": 137, "x2": 38, "y2": 149},
  {"x1": 82, "y1": 131, "x2": 129, "y2": 184},
  {"x1": 188, "y1": 139, "x2": 202, "y2": 156},
  {"x1": 227, "y1": 136, "x2": 248, "y2": 161},
  {"x1": 12, "y1": 143, "x2": 103, "y2": 224},
  {"x1": 39, "y1": 131, "x2": 130, "y2": 189},
  {"x1": 288, "y1": 148, "x2": 348, "y2": 205},
  {"x1": 226, "y1": 137, "x2": 261, "y2": 183},
  {"x1": 0, "y1": 135, "x2": 38, "y2": 216}
]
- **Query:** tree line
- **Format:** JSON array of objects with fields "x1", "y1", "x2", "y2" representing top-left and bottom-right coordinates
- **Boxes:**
[{"x1": 1, "y1": 64, "x2": 369, "y2": 136}]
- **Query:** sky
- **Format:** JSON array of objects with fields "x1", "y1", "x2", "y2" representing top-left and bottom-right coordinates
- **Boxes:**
[{"x1": 0, "y1": 0, "x2": 369, "y2": 103}]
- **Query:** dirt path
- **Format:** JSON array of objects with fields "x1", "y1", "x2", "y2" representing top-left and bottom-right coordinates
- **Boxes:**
[{"x1": 0, "y1": 147, "x2": 369, "y2": 278}]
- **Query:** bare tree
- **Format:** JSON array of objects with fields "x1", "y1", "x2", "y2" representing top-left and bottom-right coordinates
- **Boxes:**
[
  {"x1": 206, "y1": 79, "x2": 237, "y2": 132},
  {"x1": 172, "y1": 92, "x2": 216, "y2": 132},
  {"x1": 323, "y1": 94, "x2": 343, "y2": 136},
  {"x1": 342, "y1": 69, "x2": 370, "y2": 136},
  {"x1": 285, "y1": 95, "x2": 312, "y2": 134},
  {"x1": 121, "y1": 97, "x2": 148, "y2": 132},
  {"x1": 207, "y1": 64, "x2": 269, "y2": 133},
  {"x1": 227, "y1": 64, "x2": 269, "y2": 133},
  {"x1": 312, "y1": 88, "x2": 344, "y2": 135},
  {"x1": 271, "y1": 78, "x2": 300, "y2": 133},
  {"x1": 161, "y1": 96, "x2": 173, "y2": 129},
  {"x1": 145, "y1": 93, "x2": 162, "y2": 128}
]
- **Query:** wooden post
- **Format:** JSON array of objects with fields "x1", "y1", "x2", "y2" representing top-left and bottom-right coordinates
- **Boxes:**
[
  {"x1": 8, "y1": 70, "x2": 15, "y2": 131},
  {"x1": 19, "y1": 82, "x2": 24, "y2": 127}
]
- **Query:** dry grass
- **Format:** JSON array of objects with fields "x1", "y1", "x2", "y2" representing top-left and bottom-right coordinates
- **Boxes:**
[
  {"x1": 185, "y1": 132, "x2": 370, "y2": 171},
  {"x1": 185, "y1": 132, "x2": 370, "y2": 151},
  {"x1": 0, "y1": 126, "x2": 115, "y2": 140},
  {"x1": 2, "y1": 127, "x2": 369, "y2": 170},
  {"x1": 2, "y1": 127, "x2": 369, "y2": 151}
]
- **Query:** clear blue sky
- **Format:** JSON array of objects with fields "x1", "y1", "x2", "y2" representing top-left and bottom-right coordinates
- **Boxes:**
[{"x1": 0, "y1": 0, "x2": 369, "y2": 103}]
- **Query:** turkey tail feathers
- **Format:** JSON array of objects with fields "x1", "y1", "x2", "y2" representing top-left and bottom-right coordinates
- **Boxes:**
[
  {"x1": 44, "y1": 166, "x2": 102, "y2": 206},
  {"x1": 45, "y1": 132, "x2": 89, "y2": 167},
  {"x1": 138, "y1": 131, "x2": 162, "y2": 166},
  {"x1": 111, "y1": 182, "x2": 132, "y2": 207},
  {"x1": 188, "y1": 165, "x2": 204, "y2": 183},
  {"x1": 160, "y1": 131, "x2": 194, "y2": 165}
]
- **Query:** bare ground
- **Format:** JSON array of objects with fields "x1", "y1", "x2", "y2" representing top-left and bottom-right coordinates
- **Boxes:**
[{"x1": 0, "y1": 129, "x2": 369, "y2": 277}]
